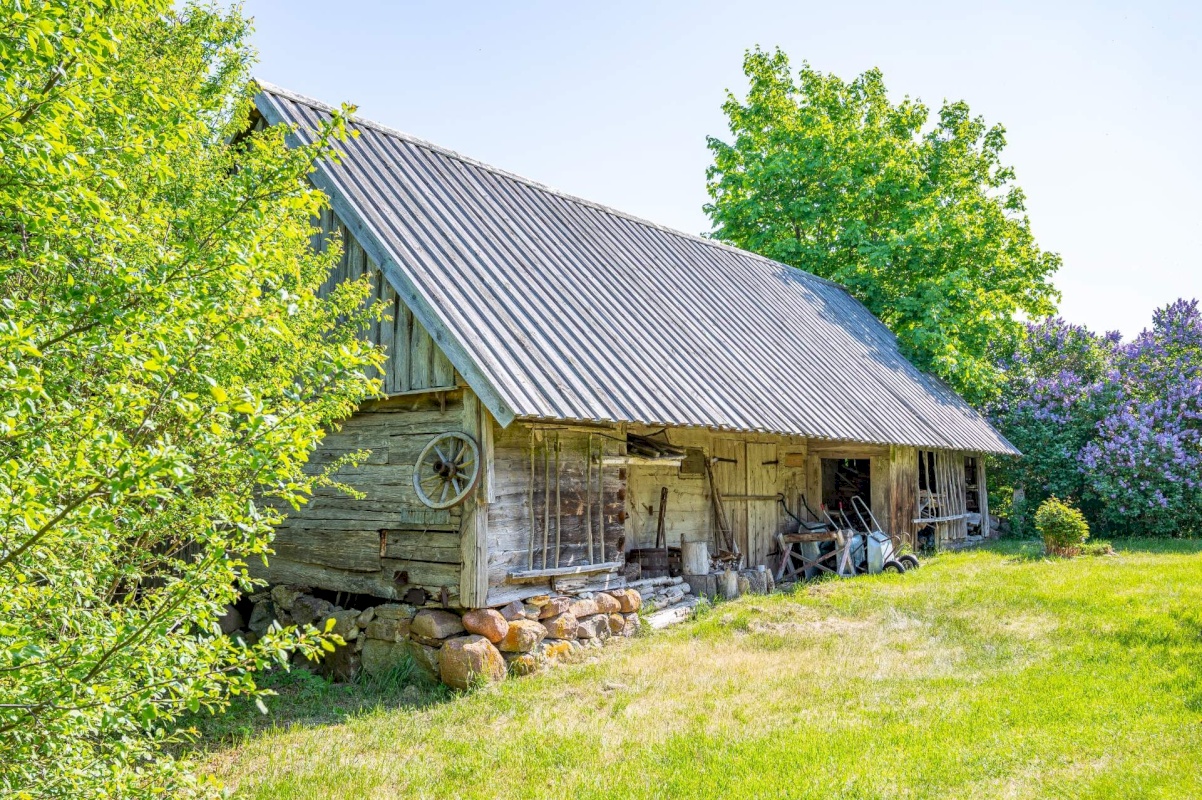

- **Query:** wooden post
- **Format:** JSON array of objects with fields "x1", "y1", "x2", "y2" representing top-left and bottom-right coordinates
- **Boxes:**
[
  {"x1": 542, "y1": 436, "x2": 550, "y2": 570},
  {"x1": 585, "y1": 434, "x2": 594, "y2": 564},
  {"x1": 459, "y1": 391, "x2": 490, "y2": 608},
  {"x1": 527, "y1": 430, "x2": 535, "y2": 570},
  {"x1": 977, "y1": 455, "x2": 991, "y2": 537},
  {"x1": 554, "y1": 433, "x2": 562, "y2": 568}
]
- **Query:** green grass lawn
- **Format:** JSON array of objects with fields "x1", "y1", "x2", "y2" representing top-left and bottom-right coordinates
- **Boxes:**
[{"x1": 199, "y1": 540, "x2": 1202, "y2": 799}]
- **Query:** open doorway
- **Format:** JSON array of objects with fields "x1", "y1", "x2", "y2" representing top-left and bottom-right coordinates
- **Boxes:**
[{"x1": 821, "y1": 458, "x2": 871, "y2": 531}]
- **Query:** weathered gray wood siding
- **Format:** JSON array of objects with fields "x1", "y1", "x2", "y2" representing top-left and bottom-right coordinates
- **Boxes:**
[
  {"x1": 253, "y1": 377, "x2": 468, "y2": 603},
  {"x1": 313, "y1": 207, "x2": 456, "y2": 394},
  {"x1": 624, "y1": 428, "x2": 811, "y2": 568},
  {"x1": 485, "y1": 423, "x2": 626, "y2": 602}
]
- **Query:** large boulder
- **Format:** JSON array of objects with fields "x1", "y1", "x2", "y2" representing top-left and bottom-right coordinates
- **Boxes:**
[
  {"x1": 406, "y1": 640, "x2": 441, "y2": 679},
  {"x1": 462, "y1": 608, "x2": 509, "y2": 643},
  {"x1": 568, "y1": 597, "x2": 599, "y2": 619},
  {"x1": 538, "y1": 596, "x2": 572, "y2": 619},
  {"x1": 541, "y1": 611, "x2": 578, "y2": 640},
  {"x1": 538, "y1": 640, "x2": 574, "y2": 664},
  {"x1": 576, "y1": 615, "x2": 609, "y2": 640},
  {"x1": 290, "y1": 595, "x2": 335, "y2": 627},
  {"x1": 318, "y1": 642, "x2": 360, "y2": 682},
  {"x1": 270, "y1": 585, "x2": 305, "y2": 612},
  {"x1": 217, "y1": 605, "x2": 243, "y2": 635},
  {"x1": 499, "y1": 619, "x2": 547, "y2": 653},
  {"x1": 503, "y1": 651, "x2": 544, "y2": 677},
  {"x1": 361, "y1": 639, "x2": 409, "y2": 678},
  {"x1": 411, "y1": 609, "x2": 465, "y2": 640},
  {"x1": 611, "y1": 589, "x2": 642, "y2": 613},
  {"x1": 438, "y1": 635, "x2": 506, "y2": 690},
  {"x1": 365, "y1": 615, "x2": 410, "y2": 642},
  {"x1": 247, "y1": 600, "x2": 275, "y2": 636},
  {"x1": 594, "y1": 593, "x2": 621, "y2": 615},
  {"x1": 323, "y1": 609, "x2": 361, "y2": 641},
  {"x1": 374, "y1": 603, "x2": 416, "y2": 620},
  {"x1": 497, "y1": 600, "x2": 528, "y2": 621}
]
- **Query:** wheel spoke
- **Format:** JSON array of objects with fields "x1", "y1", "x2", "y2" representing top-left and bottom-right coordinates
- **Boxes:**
[
  {"x1": 451, "y1": 476, "x2": 461, "y2": 495},
  {"x1": 434, "y1": 445, "x2": 448, "y2": 464},
  {"x1": 440, "y1": 482, "x2": 450, "y2": 503}
]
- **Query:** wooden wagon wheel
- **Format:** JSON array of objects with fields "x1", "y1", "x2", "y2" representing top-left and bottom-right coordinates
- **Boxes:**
[{"x1": 412, "y1": 432, "x2": 481, "y2": 509}]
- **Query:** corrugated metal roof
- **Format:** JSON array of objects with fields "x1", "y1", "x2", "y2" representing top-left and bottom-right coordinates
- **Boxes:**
[{"x1": 255, "y1": 83, "x2": 1019, "y2": 456}]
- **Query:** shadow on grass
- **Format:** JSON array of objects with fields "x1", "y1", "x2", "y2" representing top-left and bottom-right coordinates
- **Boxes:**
[{"x1": 178, "y1": 656, "x2": 453, "y2": 754}]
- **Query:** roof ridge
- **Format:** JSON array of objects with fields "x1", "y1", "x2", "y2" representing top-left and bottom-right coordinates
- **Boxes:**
[{"x1": 252, "y1": 79, "x2": 849, "y2": 293}]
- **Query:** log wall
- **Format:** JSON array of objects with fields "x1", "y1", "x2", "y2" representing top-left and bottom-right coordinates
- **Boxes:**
[{"x1": 254, "y1": 392, "x2": 468, "y2": 603}]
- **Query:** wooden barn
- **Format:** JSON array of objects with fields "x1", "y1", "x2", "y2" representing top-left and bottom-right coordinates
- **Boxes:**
[{"x1": 249, "y1": 83, "x2": 1019, "y2": 612}]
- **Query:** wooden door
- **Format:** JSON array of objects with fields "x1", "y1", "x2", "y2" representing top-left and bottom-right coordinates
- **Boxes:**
[
  {"x1": 746, "y1": 442, "x2": 779, "y2": 567},
  {"x1": 711, "y1": 438, "x2": 746, "y2": 555}
]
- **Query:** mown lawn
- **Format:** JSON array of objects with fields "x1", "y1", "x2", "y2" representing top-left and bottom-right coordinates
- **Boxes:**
[{"x1": 200, "y1": 540, "x2": 1202, "y2": 799}]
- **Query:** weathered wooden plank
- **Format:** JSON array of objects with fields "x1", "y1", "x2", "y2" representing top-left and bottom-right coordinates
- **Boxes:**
[
  {"x1": 870, "y1": 456, "x2": 889, "y2": 529},
  {"x1": 460, "y1": 390, "x2": 490, "y2": 608},
  {"x1": 410, "y1": 320, "x2": 433, "y2": 389},
  {"x1": 508, "y1": 561, "x2": 623, "y2": 582},
  {"x1": 746, "y1": 442, "x2": 778, "y2": 567},
  {"x1": 270, "y1": 527, "x2": 381, "y2": 573},
  {"x1": 433, "y1": 349, "x2": 455, "y2": 387},
  {"x1": 381, "y1": 557, "x2": 461, "y2": 589},
  {"x1": 250, "y1": 556, "x2": 401, "y2": 599},
  {"x1": 807, "y1": 441, "x2": 890, "y2": 459},
  {"x1": 889, "y1": 445, "x2": 918, "y2": 547},
  {"x1": 378, "y1": 282, "x2": 398, "y2": 390},
  {"x1": 392, "y1": 302, "x2": 413, "y2": 393}
]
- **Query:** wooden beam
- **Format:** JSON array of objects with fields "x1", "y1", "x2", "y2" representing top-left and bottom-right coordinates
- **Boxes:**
[
  {"x1": 507, "y1": 561, "x2": 624, "y2": 583},
  {"x1": 458, "y1": 391, "x2": 490, "y2": 608}
]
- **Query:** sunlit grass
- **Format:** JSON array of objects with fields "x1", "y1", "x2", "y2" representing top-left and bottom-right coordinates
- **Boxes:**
[{"x1": 200, "y1": 539, "x2": 1202, "y2": 799}]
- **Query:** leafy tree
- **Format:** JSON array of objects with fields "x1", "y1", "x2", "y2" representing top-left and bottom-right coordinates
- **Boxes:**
[
  {"x1": 706, "y1": 48, "x2": 1061, "y2": 403},
  {"x1": 0, "y1": 2, "x2": 379, "y2": 796}
]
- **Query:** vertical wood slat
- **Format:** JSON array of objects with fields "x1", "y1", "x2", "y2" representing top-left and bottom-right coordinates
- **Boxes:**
[
  {"x1": 411, "y1": 320, "x2": 433, "y2": 389},
  {"x1": 977, "y1": 456, "x2": 990, "y2": 537},
  {"x1": 459, "y1": 391, "x2": 490, "y2": 608},
  {"x1": 377, "y1": 283, "x2": 397, "y2": 391},
  {"x1": 393, "y1": 302, "x2": 413, "y2": 393},
  {"x1": 746, "y1": 442, "x2": 778, "y2": 567},
  {"x1": 888, "y1": 445, "x2": 918, "y2": 549},
  {"x1": 312, "y1": 209, "x2": 460, "y2": 396},
  {"x1": 869, "y1": 456, "x2": 889, "y2": 530}
]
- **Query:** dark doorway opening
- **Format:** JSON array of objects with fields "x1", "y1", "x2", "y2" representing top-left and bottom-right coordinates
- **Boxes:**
[{"x1": 821, "y1": 458, "x2": 871, "y2": 530}]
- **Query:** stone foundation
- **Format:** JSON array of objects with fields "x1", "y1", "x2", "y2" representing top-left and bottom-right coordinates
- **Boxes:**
[{"x1": 234, "y1": 585, "x2": 663, "y2": 689}]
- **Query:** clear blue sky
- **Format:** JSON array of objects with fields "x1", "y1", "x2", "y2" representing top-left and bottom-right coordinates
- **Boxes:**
[{"x1": 247, "y1": 0, "x2": 1200, "y2": 338}]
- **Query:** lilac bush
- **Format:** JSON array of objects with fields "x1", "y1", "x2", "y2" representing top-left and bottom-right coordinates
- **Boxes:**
[
  {"x1": 991, "y1": 299, "x2": 1202, "y2": 536},
  {"x1": 1080, "y1": 300, "x2": 1202, "y2": 535},
  {"x1": 989, "y1": 317, "x2": 1119, "y2": 524}
]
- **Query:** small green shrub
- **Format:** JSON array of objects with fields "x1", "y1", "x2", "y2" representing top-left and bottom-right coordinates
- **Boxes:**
[
  {"x1": 1035, "y1": 497, "x2": 1090, "y2": 556},
  {"x1": 1080, "y1": 540, "x2": 1115, "y2": 557}
]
